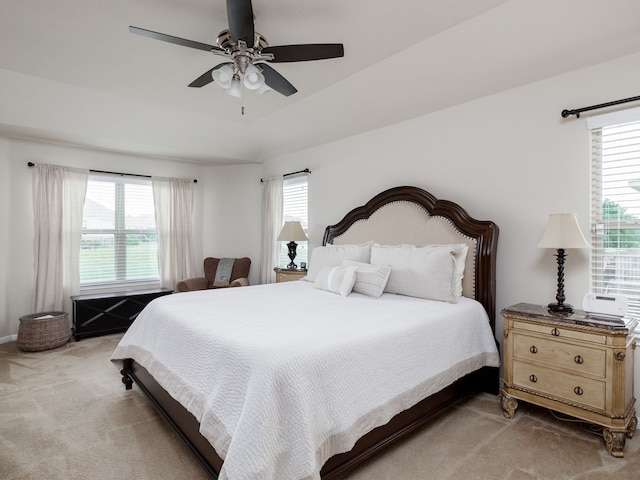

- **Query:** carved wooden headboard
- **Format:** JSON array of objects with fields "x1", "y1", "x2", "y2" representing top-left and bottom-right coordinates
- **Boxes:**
[{"x1": 322, "y1": 186, "x2": 499, "y2": 329}]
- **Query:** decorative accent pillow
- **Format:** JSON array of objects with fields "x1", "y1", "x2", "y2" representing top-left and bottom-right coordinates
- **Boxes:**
[
  {"x1": 342, "y1": 260, "x2": 392, "y2": 298},
  {"x1": 313, "y1": 266, "x2": 357, "y2": 296},
  {"x1": 304, "y1": 242, "x2": 373, "y2": 282},
  {"x1": 370, "y1": 244, "x2": 467, "y2": 303}
]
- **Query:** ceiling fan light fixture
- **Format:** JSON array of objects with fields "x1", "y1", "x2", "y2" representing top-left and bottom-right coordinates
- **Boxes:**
[
  {"x1": 243, "y1": 64, "x2": 265, "y2": 90},
  {"x1": 130, "y1": 0, "x2": 344, "y2": 104},
  {"x1": 212, "y1": 64, "x2": 234, "y2": 89},
  {"x1": 226, "y1": 77, "x2": 243, "y2": 98},
  {"x1": 256, "y1": 83, "x2": 272, "y2": 95}
]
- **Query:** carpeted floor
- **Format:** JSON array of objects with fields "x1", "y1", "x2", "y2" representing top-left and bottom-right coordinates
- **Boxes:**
[{"x1": 1, "y1": 334, "x2": 639, "y2": 479}]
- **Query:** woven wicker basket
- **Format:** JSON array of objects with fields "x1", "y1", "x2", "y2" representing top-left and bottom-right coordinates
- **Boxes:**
[{"x1": 18, "y1": 311, "x2": 70, "y2": 352}]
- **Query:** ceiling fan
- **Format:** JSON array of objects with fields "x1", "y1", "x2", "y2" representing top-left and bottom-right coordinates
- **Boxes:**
[{"x1": 130, "y1": 0, "x2": 344, "y2": 101}]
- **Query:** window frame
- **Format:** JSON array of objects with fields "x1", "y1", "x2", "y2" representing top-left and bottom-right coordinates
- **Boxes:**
[
  {"x1": 80, "y1": 173, "x2": 160, "y2": 291},
  {"x1": 588, "y1": 107, "x2": 640, "y2": 326},
  {"x1": 279, "y1": 174, "x2": 309, "y2": 268}
]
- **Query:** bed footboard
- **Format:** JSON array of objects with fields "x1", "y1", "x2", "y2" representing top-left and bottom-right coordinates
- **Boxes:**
[
  {"x1": 121, "y1": 358, "x2": 498, "y2": 479},
  {"x1": 121, "y1": 358, "x2": 224, "y2": 478}
]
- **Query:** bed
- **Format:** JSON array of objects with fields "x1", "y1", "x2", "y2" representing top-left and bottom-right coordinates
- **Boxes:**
[{"x1": 112, "y1": 185, "x2": 500, "y2": 480}]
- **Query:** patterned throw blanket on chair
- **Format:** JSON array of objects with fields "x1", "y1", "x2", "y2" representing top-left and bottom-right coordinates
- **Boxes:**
[{"x1": 213, "y1": 258, "x2": 235, "y2": 287}]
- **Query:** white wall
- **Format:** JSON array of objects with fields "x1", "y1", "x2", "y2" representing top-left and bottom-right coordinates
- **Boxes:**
[
  {"x1": 0, "y1": 140, "x2": 207, "y2": 339},
  {"x1": 202, "y1": 164, "x2": 263, "y2": 286},
  {"x1": 260, "y1": 52, "x2": 640, "y2": 399}
]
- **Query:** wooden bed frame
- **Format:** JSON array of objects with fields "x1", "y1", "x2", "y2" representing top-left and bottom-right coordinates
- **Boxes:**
[{"x1": 120, "y1": 185, "x2": 499, "y2": 479}]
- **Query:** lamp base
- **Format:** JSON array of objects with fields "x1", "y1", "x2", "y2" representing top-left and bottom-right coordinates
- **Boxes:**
[
  {"x1": 286, "y1": 241, "x2": 298, "y2": 270},
  {"x1": 548, "y1": 302, "x2": 574, "y2": 314}
]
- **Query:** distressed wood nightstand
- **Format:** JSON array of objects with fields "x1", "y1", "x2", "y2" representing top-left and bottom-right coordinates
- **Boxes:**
[
  {"x1": 501, "y1": 302, "x2": 637, "y2": 457},
  {"x1": 274, "y1": 267, "x2": 307, "y2": 283}
]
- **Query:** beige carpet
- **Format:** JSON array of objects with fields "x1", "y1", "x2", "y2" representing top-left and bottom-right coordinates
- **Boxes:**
[{"x1": 1, "y1": 334, "x2": 639, "y2": 480}]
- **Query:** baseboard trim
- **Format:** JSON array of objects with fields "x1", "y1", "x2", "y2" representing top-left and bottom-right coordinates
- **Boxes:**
[{"x1": 0, "y1": 334, "x2": 18, "y2": 344}]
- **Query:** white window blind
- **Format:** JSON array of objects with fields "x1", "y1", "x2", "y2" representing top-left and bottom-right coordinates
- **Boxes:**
[
  {"x1": 590, "y1": 115, "x2": 640, "y2": 318},
  {"x1": 80, "y1": 173, "x2": 159, "y2": 288},
  {"x1": 280, "y1": 175, "x2": 309, "y2": 267}
]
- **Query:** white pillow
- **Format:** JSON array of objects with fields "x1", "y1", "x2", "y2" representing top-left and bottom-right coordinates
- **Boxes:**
[
  {"x1": 370, "y1": 244, "x2": 467, "y2": 303},
  {"x1": 428, "y1": 244, "x2": 469, "y2": 298},
  {"x1": 342, "y1": 260, "x2": 391, "y2": 298},
  {"x1": 304, "y1": 242, "x2": 372, "y2": 282},
  {"x1": 313, "y1": 266, "x2": 357, "y2": 296}
]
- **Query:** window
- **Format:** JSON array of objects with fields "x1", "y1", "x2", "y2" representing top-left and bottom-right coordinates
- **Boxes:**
[
  {"x1": 280, "y1": 175, "x2": 309, "y2": 267},
  {"x1": 80, "y1": 174, "x2": 159, "y2": 288},
  {"x1": 589, "y1": 110, "x2": 640, "y2": 318}
]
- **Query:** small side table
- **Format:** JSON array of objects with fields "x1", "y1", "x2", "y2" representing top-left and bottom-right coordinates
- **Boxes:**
[
  {"x1": 501, "y1": 302, "x2": 637, "y2": 457},
  {"x1": 274, "y1": 267, "x2": 307, "y2": 283}
]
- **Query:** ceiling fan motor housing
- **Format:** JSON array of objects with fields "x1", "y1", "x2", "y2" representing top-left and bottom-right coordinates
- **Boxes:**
[{"x1": 216, "y1": 29, "x2": 268, "y2": 53}]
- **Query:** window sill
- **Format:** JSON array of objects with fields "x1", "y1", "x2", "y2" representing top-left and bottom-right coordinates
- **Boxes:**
[{"x1": 79, "y1": 281, "x2": 161, "y2": 296}]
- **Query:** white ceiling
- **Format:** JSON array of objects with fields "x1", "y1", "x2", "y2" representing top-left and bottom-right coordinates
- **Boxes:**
[{"x1": 1, "y1": 0, "x2": 640, "y2": 164}]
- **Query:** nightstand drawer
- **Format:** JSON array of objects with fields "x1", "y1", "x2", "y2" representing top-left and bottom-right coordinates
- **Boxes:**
[
  {"x1": 513, "y1": 319, "x2": 607, "y2": 345},
  {"x1": 513, "y1": 360, "x2": 606, "y2": 411},
  {"x1": 513, "y1": 332, "x2": 606, "y2": 377}
]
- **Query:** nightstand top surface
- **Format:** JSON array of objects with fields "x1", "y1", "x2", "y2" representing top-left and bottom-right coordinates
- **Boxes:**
[{"x1": 502, "y1": 302, "x2": 638, "y2": 333}]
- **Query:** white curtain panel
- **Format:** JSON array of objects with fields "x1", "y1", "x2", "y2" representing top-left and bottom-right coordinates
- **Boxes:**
[
  {"x1": 260, "y1": 176, "x2": 283, "y2": 284},
  {"x1": 152, "y1": 177, "x2": 195, "y2": 290},
  {"x1": 32, "y1": 164, "x2": 88, "y2": 313}
]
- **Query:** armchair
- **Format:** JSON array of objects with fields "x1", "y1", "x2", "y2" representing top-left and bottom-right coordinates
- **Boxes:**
[{"x1": 176, "y1": 257, "x2": 251, "y2": 293}]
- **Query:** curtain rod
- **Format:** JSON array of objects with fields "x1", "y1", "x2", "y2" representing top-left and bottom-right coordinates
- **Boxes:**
[
  {"x1": 561, "y1": 95, "x2": 640, "y2": 118},
  {"x1": 260, "y1": 168, "x2": 310, "y2": 183},
  {"x1": 27, "y1": 162, "x2": 197, "y2": 183}
]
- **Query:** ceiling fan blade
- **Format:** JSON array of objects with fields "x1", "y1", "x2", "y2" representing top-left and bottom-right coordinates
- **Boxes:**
[
  {"x1": 129, "y1": 26, "x2": 225, "y2": 53},
  {"x1": 259, "y1": 63, "x2": 297, "y2": 97},
  {"x1": 226, "y1": 0, "x2": 254, "y2": 45},
  {"x1": 262, "y1": 44, "x2": 344, "y2": 63}
]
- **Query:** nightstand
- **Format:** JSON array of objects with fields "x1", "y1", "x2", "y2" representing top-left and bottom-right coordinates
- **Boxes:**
[
  {"x1": 501, "y1": 303, "x2": 637, "y2": 457},
  {"x1": 274, "y1": 267, "x2": 307, "y2": 283}
]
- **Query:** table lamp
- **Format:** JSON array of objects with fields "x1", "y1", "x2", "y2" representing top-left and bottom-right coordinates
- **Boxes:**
[
  {"x1": 277, "y1": 221, "x2": 308, "y2": 269},
  {"x1": 537, "y1": 213, "x2": 590, "y2": 313}
]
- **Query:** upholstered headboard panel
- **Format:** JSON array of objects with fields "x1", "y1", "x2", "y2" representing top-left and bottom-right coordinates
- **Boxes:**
[{"x1": 322, "y1": 186, "x2": 499, "y2": 327}]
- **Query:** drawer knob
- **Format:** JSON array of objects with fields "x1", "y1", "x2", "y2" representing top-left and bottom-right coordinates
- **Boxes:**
[
  {"x1": 530, "y1": 345, "x2": 538, "y2": 354},
  {"x1": 529, "y1": 374, "x2": 537, "y2": 383},
  {"x1": 574, "y1": 386, "x2": 584, "y2": 396},
  {"x1": 551, "y1": 328, "x2": 560, "y2": 337},
  {"x1": 615, "y1": 351, "x2": 626, "y2": 361},
  {"x1": 574, "y1": 355, "x2": 583, "y2": 364}
]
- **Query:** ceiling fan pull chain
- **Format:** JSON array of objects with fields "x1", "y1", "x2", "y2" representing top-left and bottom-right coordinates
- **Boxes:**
[{"x1": 241, "y1": 76, "x2": 245, "y2": 115}]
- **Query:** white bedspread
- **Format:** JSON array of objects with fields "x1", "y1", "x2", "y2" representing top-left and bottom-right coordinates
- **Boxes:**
[{"x1": 111, "y1": 281, "x2": 499, "y2": 480}]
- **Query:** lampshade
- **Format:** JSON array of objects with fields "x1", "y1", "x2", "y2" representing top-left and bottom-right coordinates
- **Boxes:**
[
  {"x1": 225, "y1": 77, "x2": 243, "y2": 98},
  {"x1": 277, "y1": 221, "x2": 308, "y2": 242},
  {"x1": 211, "y1": 64, "x2": 234, "y2": 89},
  {"x1": 537, "y1": 213, "x2": 590, "y2": 249},
  {"x1": 256, "y1": 83, "x2": 272, "y2": 95},
  {"x1": 243, "y1": 65, "x2": 265, "y2": 90}
]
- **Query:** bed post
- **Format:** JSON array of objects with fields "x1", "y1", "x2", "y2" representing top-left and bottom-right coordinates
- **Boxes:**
[{"x1": 121, "y1": 358, "x2": 133, "y2": 390}]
